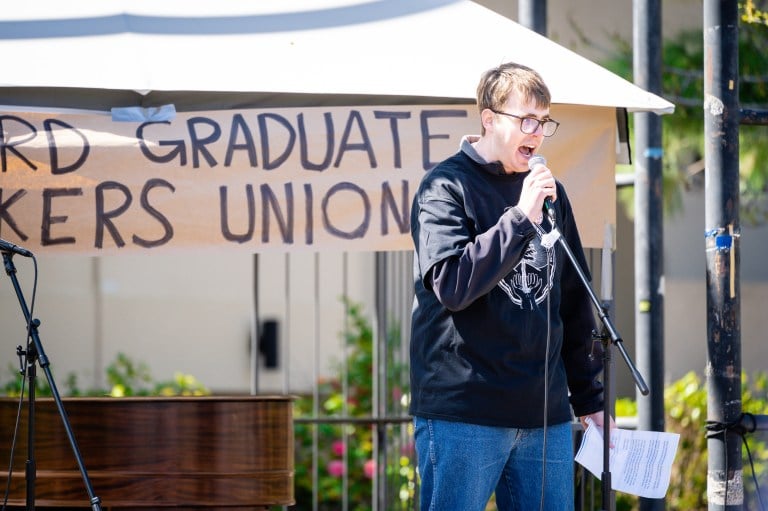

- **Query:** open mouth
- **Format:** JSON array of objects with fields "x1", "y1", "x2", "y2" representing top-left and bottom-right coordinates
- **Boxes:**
[{"x1": 519, "y1": 145, "x2": 535, "y2": 157}]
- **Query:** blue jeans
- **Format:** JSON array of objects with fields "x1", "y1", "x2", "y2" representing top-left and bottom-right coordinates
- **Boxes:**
[{"x1": 414, "y1": 417, "x2": 574, "y2": 511}]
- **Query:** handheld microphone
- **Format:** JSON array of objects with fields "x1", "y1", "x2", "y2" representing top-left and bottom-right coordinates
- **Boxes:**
[
  {"x1": 528, "y1": 155, "x2": 556, "y2": 222},
  {"x1": 0, "y1": 238, "x2": 33, "y2": 257}
]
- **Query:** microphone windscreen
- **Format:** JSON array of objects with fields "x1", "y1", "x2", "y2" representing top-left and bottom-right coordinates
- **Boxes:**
[{"x1": 528, "y1": 155, "x2": 546, "y2": 171}]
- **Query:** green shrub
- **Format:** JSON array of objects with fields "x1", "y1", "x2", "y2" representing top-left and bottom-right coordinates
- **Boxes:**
[
  {"x1": 614, "y1": 371, "x2": 768, "y2": 510},
  {"x1": 292, "y1": 298, "x2": 414, "y2": 510},
  {"x1": 1, "y1": 352, "x2": 210, "y2": 397}
]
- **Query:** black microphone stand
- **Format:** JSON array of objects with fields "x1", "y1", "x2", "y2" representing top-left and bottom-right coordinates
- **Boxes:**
[
  {"x1": 539, "y1": 212, "x2": 648, "y2": 511},
  {"x1": 2, "y1": 251, "x2": 103, "y2": 511}
]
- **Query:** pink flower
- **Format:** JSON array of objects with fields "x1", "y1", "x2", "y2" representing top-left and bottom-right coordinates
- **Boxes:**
[
  {"x1": 331, "y1": 440, "x2": 345, "y2": 457},
  {"x1": 363, "y1": 459, "x2": 376, "y2": 479},
  {"x1": 327, "y1": 460, "x2": 345, "y2": 477}
]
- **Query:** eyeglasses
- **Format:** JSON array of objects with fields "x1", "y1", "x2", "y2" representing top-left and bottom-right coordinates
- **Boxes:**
[{"x1": 491, "y1": 110, "x2": 560, "y2": 137}]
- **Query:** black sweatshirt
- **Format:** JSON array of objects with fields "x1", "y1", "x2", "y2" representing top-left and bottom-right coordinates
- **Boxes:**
[{"x1": 409, "y1": 137, "x2": 604, "y2": 428}]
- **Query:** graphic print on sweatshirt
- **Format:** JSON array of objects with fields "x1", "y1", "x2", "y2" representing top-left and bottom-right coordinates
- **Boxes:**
[{"x1": 497, "y1": 238, "x2": 555, "y2": 309}]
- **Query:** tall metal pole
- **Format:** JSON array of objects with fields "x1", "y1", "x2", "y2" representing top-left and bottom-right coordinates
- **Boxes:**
[
  {"x1": 518, "y1": 0, "x2": 547, "y2": 35},
  {"x1": 632, "y1": 0, "x2": 665, "y2": 510},
  {"x1": 704, "y1": 0, "x2": 742, "y2": 510},
  {"x1": 374, "y1": 252, "x2": 388, "y2": 510}
]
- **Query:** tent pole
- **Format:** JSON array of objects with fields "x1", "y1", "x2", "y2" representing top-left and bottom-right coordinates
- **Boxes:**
[
  {"x1": 518, "y1": 0, "x2": 546, "y2": 36},
  {"x1": 632, "y1": 1, "x2": 665, "y2": 510}
]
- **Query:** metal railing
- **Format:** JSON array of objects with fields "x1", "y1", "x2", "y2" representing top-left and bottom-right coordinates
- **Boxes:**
[
  {"x1": 291, "y1": 416, "x2": 603, "y2": 510},
  {"x1": 292, "y1": 415, "x2": 416, "y2": 511}
]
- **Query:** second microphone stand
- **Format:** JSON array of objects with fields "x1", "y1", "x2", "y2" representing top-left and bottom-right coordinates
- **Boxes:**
[{"x1": 2, "y1": 251, "x2": 103, "y2": 510}]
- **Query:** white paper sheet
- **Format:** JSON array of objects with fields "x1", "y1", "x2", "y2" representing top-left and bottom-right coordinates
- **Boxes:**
[{"x1": 574, "y1": 419, "x2": 680, "y2": 499}]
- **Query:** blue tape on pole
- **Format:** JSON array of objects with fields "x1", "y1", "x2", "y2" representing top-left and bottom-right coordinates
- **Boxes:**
[
  {"x1": 716, "y1": 235, "x2": 732, "y2": 249},
  {"x1": 643, "y1": 147, "x2": 663, "y2": 159}
]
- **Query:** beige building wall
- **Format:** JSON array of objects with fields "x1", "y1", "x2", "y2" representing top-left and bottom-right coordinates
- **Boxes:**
[
  {"x1": 0, "y1": 251, "x2": 377, "y2": 394},
  {"x1": 476, "y1": 0, "x2": 703, "y2": 60}
]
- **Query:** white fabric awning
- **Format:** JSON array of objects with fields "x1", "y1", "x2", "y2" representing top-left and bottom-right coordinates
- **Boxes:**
[{"x1": 0, "y1": 0, "x2": 674, "y2": 114}]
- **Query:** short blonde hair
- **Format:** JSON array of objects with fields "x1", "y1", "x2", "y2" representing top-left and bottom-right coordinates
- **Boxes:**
[{"x1": 476, "y1": 63, "x2": 551, "y2": 134}]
